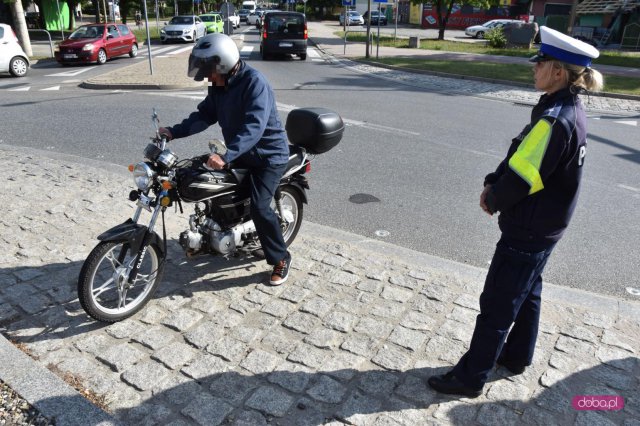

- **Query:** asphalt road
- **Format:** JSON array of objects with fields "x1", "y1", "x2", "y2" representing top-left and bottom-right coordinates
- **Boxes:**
[{"x1": 1, "y1": 27, "x2": 639, "y2": 302}]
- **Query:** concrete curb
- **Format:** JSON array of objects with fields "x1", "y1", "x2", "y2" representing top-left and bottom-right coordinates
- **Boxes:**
[{"x1": 0, "y1": 336, "x2": 120, "y2": 426}]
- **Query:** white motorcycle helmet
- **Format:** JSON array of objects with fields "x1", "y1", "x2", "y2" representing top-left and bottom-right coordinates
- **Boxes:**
[{"x1": 187, "y1": 33, "x2": 240, "y2": 82}]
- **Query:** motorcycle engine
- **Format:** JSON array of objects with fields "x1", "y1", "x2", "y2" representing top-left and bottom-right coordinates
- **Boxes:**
[{"x1": 179, "y1": 214, "x2": 257, "y2": 256}]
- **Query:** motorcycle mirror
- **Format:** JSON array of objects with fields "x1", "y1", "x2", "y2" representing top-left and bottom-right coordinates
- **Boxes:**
[
  {"x1": 209, "y1": 139, "x2": 228, "y2": 156},
  {"x1": 152, "y1": 108, "x2": 160, "y2": 133}
]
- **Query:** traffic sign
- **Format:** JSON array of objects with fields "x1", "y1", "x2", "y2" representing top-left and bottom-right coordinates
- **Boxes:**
[
  {"x1": 373, "y1": 0, "x2": 388, "y2": 2},
  {"x1": 342, "y1": 0, "x2": 354, "y2": 5}
]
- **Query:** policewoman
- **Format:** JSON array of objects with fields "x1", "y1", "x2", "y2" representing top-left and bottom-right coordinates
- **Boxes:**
[{"x1": 428, "y1": 27, "x2": 604, "y2": 397}]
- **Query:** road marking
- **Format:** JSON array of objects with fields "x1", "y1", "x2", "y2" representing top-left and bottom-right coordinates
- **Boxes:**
[
  {"x1": 618, "y1": 184, "x2": 640, "y2": 193},
  {"x1": 169, "y1": 45, "x2": 194, "y2": 55},
  {"x1": 614, "y1": 120, "x2": 638, "y2": 127},
  {"x1": 41, "y1": 86, "x2": 61, "y2": 91},
  {"x1": 8, "y1": 86, "x2": 31, "y2": 91},
  {"x1": 342, "y1": 117, "x2": 421, "y2": 137},
  {"x1": 240, "y1": 46, "x2": 254, "y2": 57},
  {"x1": 45, "y1": 67, "x2": 95, "y2": 77}
]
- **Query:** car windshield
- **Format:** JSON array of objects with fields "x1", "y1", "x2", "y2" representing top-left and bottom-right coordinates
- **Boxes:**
[
  {"x1": 266, "y1": 15, "x2": 304, "y2": 34},
  {"x1": 349, "y1": 12, "x2": 359, "y2": 16},
  {"x1": 69, "y1": 25, "x2": 104, "y2": 39},
  {"x1": 200, "y1": 15, "x2": 219, "y2": 22},
  {"x1": 169, "y1": 16, "x2": 194, "y2": 25}
]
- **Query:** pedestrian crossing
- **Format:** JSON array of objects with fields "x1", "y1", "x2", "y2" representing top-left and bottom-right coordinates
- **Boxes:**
[{"x1": 135, "y1": 44, "x2": 324, "y2": 61}]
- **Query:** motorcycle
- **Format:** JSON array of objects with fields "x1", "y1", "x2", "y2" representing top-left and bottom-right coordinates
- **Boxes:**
[{"x1": 77, "y1": 107, "x2": 344, "y2": 323}]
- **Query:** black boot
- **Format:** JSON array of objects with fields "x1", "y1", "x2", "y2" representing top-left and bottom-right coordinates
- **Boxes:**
[
  {"x1": 427, "y1": 372, "x2": 483, "y2": 398},
  {"x1": 496, "y1": 356, "x2": 528, "y2": 375}
]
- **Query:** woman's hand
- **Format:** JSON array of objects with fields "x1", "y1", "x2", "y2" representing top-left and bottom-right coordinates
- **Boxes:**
[
  {"x1": 207, "y1": 154, "x2": 226, "y2": 170},
  {"x1": 480, "y1": 185, "x2": 494, "y2": 216}
]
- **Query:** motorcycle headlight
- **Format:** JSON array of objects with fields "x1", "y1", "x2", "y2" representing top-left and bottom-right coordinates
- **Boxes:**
[
  {"x1": 133, "y1": 162, "x2": 156, "y2": 190},
  {"x1": 82, "y1": 43, "x2": 94, "y2": 51}
]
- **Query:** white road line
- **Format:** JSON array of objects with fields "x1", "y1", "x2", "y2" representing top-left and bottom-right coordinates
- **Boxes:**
[
  {"x1": 45, "y1": 67, "x2": 95, "y2": 77},
  {"x1": 614, "y1": 120, "x2": 638, "y2": 127},
  {"x1": 149, "y1": 45, "x2": 178, "y2": 55},
  {"x1": 169, "y1": 45, "x2": 194, "y2": 55},
  {"x1": 8, "y1": 86, "x2": 31, "y2": 91},
  {"x1": 618, "y1": 184, "x2": 640, "y2": 193},
  {"x1": 41, "y1": 86, "x2": 61, "y2": 91},
  {"x1": 240, "y1": 46, "x2": 254, "y2": 57},
  {"x1": 306, "y1": 48, "x2": 321, "y2": 58}
]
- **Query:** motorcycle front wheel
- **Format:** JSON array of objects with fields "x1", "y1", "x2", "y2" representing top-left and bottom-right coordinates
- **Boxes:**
[{"x1": 78, "y1": 240, "x2": 164, "y2": 323}]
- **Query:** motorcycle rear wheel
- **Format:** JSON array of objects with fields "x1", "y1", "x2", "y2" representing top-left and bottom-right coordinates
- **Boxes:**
[
  {"x1": 277, "y1": 185, "x2": 303, "y2": 246},
  {"x1": 78, "y1": 240, "x2": 164, "y2": 323}
]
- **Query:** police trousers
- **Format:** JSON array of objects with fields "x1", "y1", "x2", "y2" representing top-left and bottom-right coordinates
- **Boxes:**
[
  {"x1": 248, "y1": 162, "x2": 288, "y2": 265},
  {"x1": 451, "y1": 237, "x2": 556, "y2": 389}
]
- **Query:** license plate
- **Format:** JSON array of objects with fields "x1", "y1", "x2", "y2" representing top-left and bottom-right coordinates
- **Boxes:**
[
  {"x1": 279, "y1": 42, "x2": 293, "y2": 47},
  {"x1": 63, "y1": 54, "x2": 77, "y2": 59}
]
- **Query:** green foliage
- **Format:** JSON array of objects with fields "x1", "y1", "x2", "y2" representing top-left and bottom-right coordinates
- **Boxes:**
[{"x1": 485, "y1": 27, "x2": 506, "y2": 48}]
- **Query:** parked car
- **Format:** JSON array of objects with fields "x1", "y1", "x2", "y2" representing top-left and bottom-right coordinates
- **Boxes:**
[
  {"x1": 55, "y1": 23, "x2": 137, "y2": 65},
  {"x1": 200, "y1": 13, "x2": 224, "y2": 34},
  {"x1": 260, "y1": 11, "x2": 307, "y2": 60},
  {"x1": 160, "y1": 15, "x2": 206, "y2": 44},
  {"x1": 248, "y1": 10, "x2": 265, "y2": 27},
  {"x1": 339, "y1": 11, "x2": 364, "y2": 26},
  {"x1": 0, "y1": 24, "x2": 30, "y2": 77},
  {"x1": 238, "y1": 8, "x2": 251, "y2": 22},
  {"x1": 363, "y1": 10, "x2": 387, "y2": 26},
  {"x1": 464, "y1": 19, "x2": 523, "y2": 39}
]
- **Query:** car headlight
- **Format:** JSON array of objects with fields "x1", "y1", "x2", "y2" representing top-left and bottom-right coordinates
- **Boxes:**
[
  {"x1": 160, "y1": 29, "x2": 166, "y2": 34},
  {"x1": 82, "y1": 43, "x2": 94, "y2": 51},
  {"x1": 183, "y1": 29, "x2": 191, "y2": 34},
  {"x1": 133, "y1": 162, "x2": 156, "y2": 190}
]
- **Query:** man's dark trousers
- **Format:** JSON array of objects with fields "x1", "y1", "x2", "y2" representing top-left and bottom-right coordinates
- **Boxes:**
[
  {"x1": 248, "y1": 162, "x2": 288, "y2": 266},
  {"x1": 451, "y1": 238, "x2": 556, "y2": 389}
]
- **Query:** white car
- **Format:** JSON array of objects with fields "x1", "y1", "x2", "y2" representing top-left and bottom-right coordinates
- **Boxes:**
[
  {"x1": 160, "y1": 15, "x2": 206, "y2": 44},
  {"x1": 339, "y1": 11, "x2": 364, "y2": 26},
  {"x1": 0, "y1": 23, "x2": 30, "y2": 77},
  {"x1": 220, "y1": 10, "x2": 240, "y2": 29},
  {"x1": 465, "y1": 19, "x2": 523, "y2": 39}
]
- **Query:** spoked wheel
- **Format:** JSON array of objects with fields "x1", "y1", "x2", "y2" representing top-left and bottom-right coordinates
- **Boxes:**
[
  {"x1": 274, "y1": 186, "x2": 303, "y2": 247},
  {"x1": 78, "y1": 240, "x2": 164, "y2": 323},
  {"x1": 96, "y1": 49, "x2": 107, "y2": 65}
]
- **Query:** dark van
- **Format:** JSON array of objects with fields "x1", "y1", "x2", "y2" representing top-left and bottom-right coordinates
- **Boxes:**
[{"x1": 259, "y1": 12, "x2": 307, "y2": 60}]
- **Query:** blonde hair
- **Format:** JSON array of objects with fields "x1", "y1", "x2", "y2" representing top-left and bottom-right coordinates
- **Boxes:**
[{"x1": 552, "y1": 61, "x2": 604, "y2": 93}]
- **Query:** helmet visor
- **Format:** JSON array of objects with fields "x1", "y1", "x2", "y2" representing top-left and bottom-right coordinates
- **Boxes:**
[{"x1": 187, "y1": 54, "x2": 217, "y2": 82}]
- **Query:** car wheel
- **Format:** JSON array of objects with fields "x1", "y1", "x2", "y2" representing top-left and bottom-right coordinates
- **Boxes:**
[
  {"x1": 96, "y1": 49, "x2": 107, "y2": 65},
  {"x1": 260, "y1": 46, "x2": 269, "y2": 60},
  {"x1": 9, "y1": 56, "x2": 29, "y2": 77},
  {"x1": 475, "y1": 31, "x2": 484, "y2": 39},
  {"x1": 192, "y1": 31, "x2": 197, "y2": 43},
  {"x1": 129, "y1": 43, "x2": 138, "y2": 58},
  {"x1": 299, "y1": 53, "x2": 306, "y2": 60}
]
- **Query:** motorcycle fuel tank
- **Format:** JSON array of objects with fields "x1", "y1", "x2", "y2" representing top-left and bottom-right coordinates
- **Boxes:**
[{"x1": 176, "y1": 167, "x2": 236, "y2": 202}]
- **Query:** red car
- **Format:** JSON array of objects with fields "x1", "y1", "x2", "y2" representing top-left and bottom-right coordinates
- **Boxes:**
[{"x1": 55, "y1": 23, "x2": 138, "y2": 65}]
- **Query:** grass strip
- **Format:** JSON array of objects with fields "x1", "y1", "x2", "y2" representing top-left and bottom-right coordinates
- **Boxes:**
[
  {"x1": 364, "y1": 57, "x2": 640, "y2": 95},
  {"x1": 340, "y1": 32, "x2": 640, "y2": 69}
]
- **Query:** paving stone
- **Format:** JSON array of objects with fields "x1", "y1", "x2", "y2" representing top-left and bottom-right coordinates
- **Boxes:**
[
  {"x1": 151, "y1": 342, "x2": 197, "y2": 370},
  {"x1": 133, "y1": 325, "x2": 177, "y2": 350},
  {"x1": 412, "y1": 295, "x2": 449, "y2": 315},
  {"x1": 398, "y1": 311, "x2": 435, "y2": 332},
  {"x1": 73, "y1": 334, "x2": 113, "y2": 357},
  {"x1": 560, "y1": 325, "x2": 599, "y2": 343},
  {"x1": 97, "y1": 343, "x2": 147, "y2": 372},
  {"x1": 125, "y1": 402, "x2": 173, "y2": 426},
  {"x1": 207, "y1": 336, "x2": 249, "y2": 363},
  {"x1": 244, "y1": 289, "x2": 272, "y2": 306},
  {"x1": 371, "y1": 344, "x2": 412, "y2": 371},
  {"x1": 394, "y1": 374, "x2": 434, "y2": 404},
  {"x1": 370, "y1": 300, "x2": 405, "y2": 320},
  {"x1": 324, "y1": 310, "x2": 359, "y2": 333},
  {"x1": 267, "y1": 361, "x2": 312, "y2": 393},
  {"x1": 121, "y1": 360, "x2": 172, "y2": 391},
  {"x1": 13, "y1": 268, "x2": 46, "y2": 282},
  {"x1": 261, "y1": 330, "x2": 298, "y2": 355},
  {"x1": 321, "y1": 351, "x2": 366, "y2": 382},
  {"x1": 189, "y1": 293, "x2": 228, "y2": 314},
  {"x1": 245, "y1": 385, "x2": 295, "y2": 417},
  {"x1": 388, "y1": 275, "x2": 419, "y2": 290},
  {"x1": 161, "y1": 308, "x2": 204, "y2": 331},
  {"x1": 357, "y1": 279, "x2": 384, "y2": 294},
  {"x1": 424, "y1": 335, "x2": 467, "y2": 364},
  {"x1": 181, "y1": 353, "x2": 230, "y2": 381},
  {"x1": 287, "y1": 343, "x2": 329, "y2": 369},
  {"x1": 446, "y1": 306, "x2": 478, "y2": 325},
  {"x1": 336, "y1": 391, "x2": 382, "y2": 425},
  {"x1": 0, "y1": 303, "x2": 20, "y2": 324},
  {"x1": 574, "y1": 411, "x2": 619, "y2": 426},
  {"x1": 388, "y1": 326, "x2": 428, "y2": 351},
  {"x1": 329, "y1": 270, "x2": 360, "y2": 287},
  {"x1": 306, "y1": 374, "x2": 347, "y2": 404},
  {"x1": 341, "y1": 334, "x2": 379, "y2": 358},
  {"x1": 261, "y1": 299, "x2": 295, "y2": 318},
  {"x1": 283, "y1": 311, "x2": 320, "y2": 334},
  {"x1": 183, "y1": 320, "x2": 225, "y2": 349},
  {"x1": 596, "y1": 346, "x2": 637, "y2": 372},
  {"x1": 227, "y1": 410, "x2": 268, "y2": 426},
  {"x1": 105, "y1": 320, "x2": 146, "y2": 339},
  {"x1": 300, "y1": 297, "x2": 333, "y2": 318},
  {"x1": 240, "y1": 348, "x2": 282, "y2": 374},
  {"x1": 304, "y1": 327, "x2": 344, "y2": 349},
  {"x1": 322, "y1": 254, "x2": 349, "y2": 268},
  {"x1": 486, "y1": 380, "x2": 531, "y2": 410},
  {"x1": 279, "y1": 286, "x2": 310, "y2": 304},
  {"x1": 209, "y1": 372, "x2": 259, "y2": 404},
  {"x1": 555, "y1": 335, "x2": 595, "y2": 357},
  {"x1": 476, "y1": 403, "x2": 521, "y2": 426},
  {"x1": 436, "y1": 319, "x2": 473, "y2": 343},
  {"x1": 380, "y1": 285, "x2": 414, "y2": 303},
  {"x1": 354, "y1": 317, "x2": 394, "y2": 340},
  {"x1": 601, "y1": 330, "x2": 636, "y2": 353},
  {"x1": 591, "y1": 364, "x2": 637, "y2": 391},
  {"x1": 357, "y1": 370, "x2": 400, "y2": 396},
  {"x1": 420, "y1": 284, "x2": 456, "y2": 303},
  {"x1": 181, "y1": 393, "x2": 234, "y2": 426},
  {"x1": 583, "y1": 311, "x2": 616, "y2": 329},
  {"x1": 229, "y1": 326, "x2": 263, "y2": 344}
]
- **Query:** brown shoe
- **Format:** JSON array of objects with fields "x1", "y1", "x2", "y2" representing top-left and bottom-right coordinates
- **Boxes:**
[{"x1": 269, "y1": 252, "x2": 291, "y2": 286}]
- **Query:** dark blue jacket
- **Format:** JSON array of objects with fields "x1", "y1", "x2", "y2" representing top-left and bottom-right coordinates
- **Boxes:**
[
  {"x1": 485, "y1": 88, "x2": 587, "y2": 250},
  {"x1": 168, "y1": 61, "x2": 289, "y2": 166}
]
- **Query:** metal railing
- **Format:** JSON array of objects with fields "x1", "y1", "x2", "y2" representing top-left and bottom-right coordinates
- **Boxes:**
[
  {"x1": 621, "y1": 23, "x2": 640, "y2": 51},
  {"x1": 28, "y1": 29, "x2": 55, "y2": 57}
]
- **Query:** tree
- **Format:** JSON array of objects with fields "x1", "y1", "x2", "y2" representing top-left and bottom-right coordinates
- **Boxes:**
[{"x1": 414, "y1": 0, "x2": 502, "y2": 40}]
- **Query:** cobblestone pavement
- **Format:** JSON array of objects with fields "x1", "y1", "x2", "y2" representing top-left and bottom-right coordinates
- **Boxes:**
[{"x1": 0, "y1": 145, "x2": 639, "y2": 425}]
